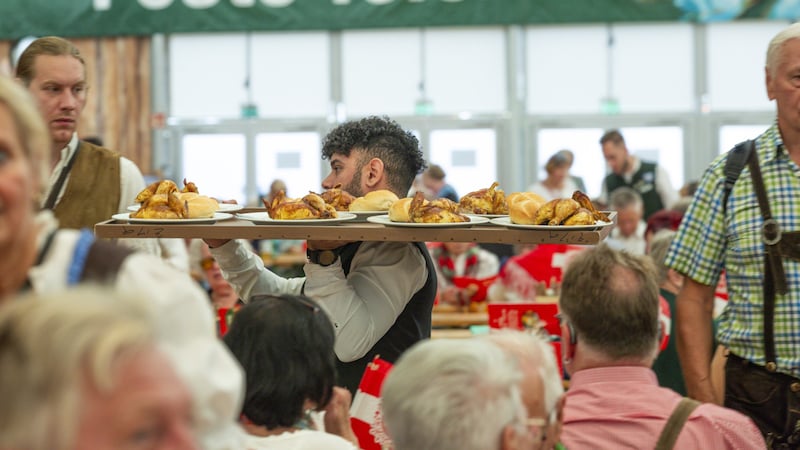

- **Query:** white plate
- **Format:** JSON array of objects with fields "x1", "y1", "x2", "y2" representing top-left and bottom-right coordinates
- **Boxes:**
[
  {"x1": 127, "y1": 203, "x2": 243, "y2": 213},
  {"x1": 348, "y1": 210, "x2": 388, "y2": 222},
  {"x1": 366, "y1": 214, "x2": 490, "y2": 227},
  {"x1": 112, "y1": 212, "x2": 233, "y2": 224},
  {"x1": 489, "y1": 216, "x2": 613, "y2": 231},
  {"x1": 236, "y1": 212, "x2": 357, "y2": 225}
]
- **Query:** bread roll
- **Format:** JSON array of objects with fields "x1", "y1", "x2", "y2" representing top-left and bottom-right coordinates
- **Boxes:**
[
  {"x1": 506, "y1": 191, "x2": 546, "y2": 208},
  {"x1": 509, "y1": 198, "x2": 544, "y2": 225},
  {"x1": 349, "y1": 189, "x2": 399, "y2": 212},
  {"x1": 182, "y1": 194, "x2": 219, "y2": 218},
  {"x1": 388, "y1": 197, "x2": 413, "y2": 222}
]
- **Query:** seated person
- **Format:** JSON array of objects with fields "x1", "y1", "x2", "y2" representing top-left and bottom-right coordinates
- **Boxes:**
[
  {"x1": 429, "y1": 241, "x2": 499, "y2": 309},
  {"x1": 606, "y1": 187, "x2": 647, "y2": 255},
  {"x1": 382, "y1": 338, "x2": 539, "y2": 450},
  {"x1": 0, "y1": 288, "x2": 198, "y2": 449},
  {"x1": 222, "y1": 293, "x2": 359, "y2": 449},
  {"x1": 488, "y1": 244, "x2": 585, "y2": 302},
  {"x1": 559, "y1": 244, "x2": 764, "y2": 449}
]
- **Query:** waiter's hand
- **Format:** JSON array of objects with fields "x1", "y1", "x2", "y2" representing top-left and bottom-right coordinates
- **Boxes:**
[
  {"x1": 307, "y1": 240, "x2": 355, "y2": 250},
  {"x1": 204, "y1": 238, "x2": 231, "y2": 249}
]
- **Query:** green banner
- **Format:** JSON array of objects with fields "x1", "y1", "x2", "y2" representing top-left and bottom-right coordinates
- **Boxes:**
[{"x1": 0, "y1": 0, "x2": 793, "y2": 40}]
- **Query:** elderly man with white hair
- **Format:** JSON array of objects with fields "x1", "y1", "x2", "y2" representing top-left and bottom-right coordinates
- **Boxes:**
[
  {"x1": 486, "y1": 330, "x2": 566, "y2": 450},
  {"x1": 381, "y1": 338, "x2": 540, "y2": 450}
]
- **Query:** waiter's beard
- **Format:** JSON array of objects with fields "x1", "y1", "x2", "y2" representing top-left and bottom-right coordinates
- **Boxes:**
[{"x1": 343, "y1": 167, "x2": 364, "y2": 197}]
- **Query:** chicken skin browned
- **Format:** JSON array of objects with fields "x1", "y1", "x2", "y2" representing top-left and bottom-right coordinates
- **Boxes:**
[
  {"x1": 563, "y1": 208, "x2": 595, "y2": 226},
  {"x1": 409, "y1": 191, "x2": 469, "y2": 223},
  {"x1": 319, "y1": 184, "x2": 355, "y2": 211},
  {"x1": 459, "y1": 181, "x2": 508, "y2": 215},
  {"x1": 265, "y1": 191, "x2": 337, "y2": 220},
  {"x1": 131, "y1": 191, "x2": 188, "y2": 219},
  {"x1": 572, "y1": 190, "x2": 609, "y2": 222}
]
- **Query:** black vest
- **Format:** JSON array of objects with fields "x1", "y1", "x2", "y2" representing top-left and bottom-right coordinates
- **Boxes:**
[
  {"x1": 334, "y1": 241, "x2": 437, "y2": 394},
  {"x1": 604, "y1": 161, "x2": 664, "y2": 220}
]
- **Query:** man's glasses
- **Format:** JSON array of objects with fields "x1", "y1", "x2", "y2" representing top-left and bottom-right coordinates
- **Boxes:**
[
  {"x1": 250, "y1": 293, "x2": 320, "y2": 313},
  {"x1": 200, "y1": 256, "x2": 216, "y2": 271}
]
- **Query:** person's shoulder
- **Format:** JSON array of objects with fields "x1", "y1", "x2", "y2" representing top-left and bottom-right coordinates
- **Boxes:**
[
  {"x1": 689, "y1": 403, "x2": 764, "y2": 444},
  {"x1": 81, "y1": 139, "x2": 121, "y2": 157}
]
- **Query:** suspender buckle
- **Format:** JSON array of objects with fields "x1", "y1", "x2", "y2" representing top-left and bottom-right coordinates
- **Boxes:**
[{"x1": 763, "y1": 218, "x2": 782, "y2": 246}]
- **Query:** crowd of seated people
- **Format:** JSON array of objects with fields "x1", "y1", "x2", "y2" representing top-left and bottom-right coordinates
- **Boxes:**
[{"x1": 0, "y1": 31, "x2": 784, "y2": 450}]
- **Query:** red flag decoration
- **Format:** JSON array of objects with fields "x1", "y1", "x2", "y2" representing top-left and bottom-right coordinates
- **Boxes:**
[{"x1": 350, "y1": 356, "x2": 393, "y2": 450}]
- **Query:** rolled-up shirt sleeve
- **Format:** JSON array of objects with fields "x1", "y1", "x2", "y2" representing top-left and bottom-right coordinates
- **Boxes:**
[
  {"x1": 210, "y1": 239, "x2": 305, "y2": 300},
  {"x1": 303, "y1": 242, "x2": 427, "y2": 362}
]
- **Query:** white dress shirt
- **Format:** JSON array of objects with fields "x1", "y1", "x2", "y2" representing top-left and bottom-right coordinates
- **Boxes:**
[
  {"x1": 210, "y1": 240, "x2": 428, "y2": 362},
  {"x1": 598, "y1": 157, "x2": 678, "y2": 209}
]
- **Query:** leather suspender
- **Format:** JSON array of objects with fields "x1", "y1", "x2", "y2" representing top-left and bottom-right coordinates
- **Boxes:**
[
  {"x1": 654, "y1": 397, "x2": 701, "y2": 450},
  {"x1": 43, "y1": 142, "x2": 81, "y2": 210},
  {"x1": 745, "y1": 146, "x2": 785, "y2": 372}
]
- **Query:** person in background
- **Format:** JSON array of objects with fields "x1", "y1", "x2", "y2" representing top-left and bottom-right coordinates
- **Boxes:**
[
  {"x1": 264, "y1": 178, "x2": 287, "y2": 205},
  {"x1": 598, "y1": 129, "x2": 678, "y2": 220},
  {"x1": 559, "y1": 244, "x2": 763, "y2": 449},
  {"x1": 14, "y1": 36, "x2": 179, "y2": 261},
  {"x1": 188, "y1": 238, "x2": 242, "y2": 310},
  {"x1": 0, "y1": 74, "x2": 244, "y2": 448},
  {"x1": 206, "y1": 116, "x2": 435, "y2": 395},
  {"x1": 485, "y1": 330, "x2": 566, "y2": 450},
  {"x1": 381, "y1": 338, "x2": 540, "y2": 450},
  {"x1": 528, "y1": 149, "x2": 586, "y2": 200},
  {"x1": 665, "y1": 22, "x2": 800, "y2": 446},
  {"x1": 648, "y1": 230, "x2": 689, "y2": 395},
  {"x1": 421, "y1": 163, "x2": 458, "y2": 201},
  {"x1": 606, "y1": 186, "x2": 647, "y2": 255},
  {"x1": 429, "y1": 241, "x2": 499, "y2": 309},
  {"x1": 0, "y1": 288, "x2": 198, "y2": 450},
  {"x1": 223, "y1": 294, "x2": 358, "y2": 449},
  {"x1": 643, "y1": 208, "x2": 684, "y2": 253}
]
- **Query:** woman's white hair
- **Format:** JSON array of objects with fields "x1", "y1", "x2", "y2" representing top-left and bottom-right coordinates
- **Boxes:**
[
  {"x1": 0, "y1": 287, "x2": 155, "y2": 450},
  {"x1": 381, "y1": 338, "x2": 528, "y2": 450}
]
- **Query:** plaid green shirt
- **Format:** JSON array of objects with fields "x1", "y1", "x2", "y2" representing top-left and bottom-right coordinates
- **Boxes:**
[{"x1": 665, "y1": 121, "x2": 800, "y2": 376}]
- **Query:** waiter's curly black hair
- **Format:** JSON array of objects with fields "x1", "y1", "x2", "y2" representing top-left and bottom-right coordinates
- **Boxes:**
[{"x1": 321, "y1": 116, "x2": 426, "y2": 195}]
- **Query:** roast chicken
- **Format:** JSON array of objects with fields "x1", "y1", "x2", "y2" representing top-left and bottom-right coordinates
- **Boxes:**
[
  {"x1": 265, "y1": 191, "x2": 337, "y2": 220},
  {"x1": 319, "y1": 184, "x2": 355, "y2": 211},
  {"x1": 408, "y1": 191, "x2": 469, "y2": 224},
  {"x1": 131, "y1": 179, "x2": 218, "y2": 219},
  {"x1": 525, "y1": 192, "x2": 599, "y2": 226},
  {"x1": 572, "y1": 190, "x2": 610, "y2": 222},
  {"x1": 459, "y1": 181, "x2": 509, "y2": 215}
]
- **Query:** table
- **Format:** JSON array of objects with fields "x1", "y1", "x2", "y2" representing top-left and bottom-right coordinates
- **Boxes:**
[{"x1": 95, "y1": 210, "x2": 614, "y2": 245}]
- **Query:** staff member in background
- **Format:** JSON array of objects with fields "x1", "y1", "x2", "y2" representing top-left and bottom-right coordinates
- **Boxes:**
[
  {"x1": 206, "y1": 116, "x2": 436, "y2": 394},
  {"x1": 15, "y1": 36, "x2": 189, "y2": 264},
  {"x1": 598, "y1": 129, "x2": 677, "y2": 220}
]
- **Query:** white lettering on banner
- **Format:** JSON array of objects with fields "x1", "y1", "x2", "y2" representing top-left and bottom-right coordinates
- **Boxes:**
[
  {"x1": 260, "y1": 0, "x2": 295, "y2": 6},
  {"x1": 184, "y1": 0, "x2": 220, "y2": 7},
  {"x1": 139, "y1": 0, "x2": 174, "y2": 9},
  {"x1": 94, "y1": 0, "x2": 464, "y2": 11}
]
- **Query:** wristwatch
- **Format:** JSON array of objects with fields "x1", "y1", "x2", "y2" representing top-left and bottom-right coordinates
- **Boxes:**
[{"x1": 307, "y1": 248, "x2": 341, "y2": 266}]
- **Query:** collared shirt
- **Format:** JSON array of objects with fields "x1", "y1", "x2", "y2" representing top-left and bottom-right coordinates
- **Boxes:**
[
  {"x1": 210, "y1": 239, "x2": 428, "y2": 362},
  {"x1": 561, "y1": 366, "x2": 764, "y2": 450},
  {"x1": 598, "y1": 156, "x2": 678, "y2": 209},
  {"x1": 665, "y1": 121, "x2": 800, "y2": 375},
  {"x1": 45, "y1": 133, "x2": 144, "y2": 214},
  {"x1": 606, "y1": 220, "x2": 647, "y2": 255}
]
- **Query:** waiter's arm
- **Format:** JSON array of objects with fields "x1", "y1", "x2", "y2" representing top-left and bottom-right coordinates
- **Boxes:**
[{"x1": 676, "y1": 277, "x2": 718, "y2": 403}]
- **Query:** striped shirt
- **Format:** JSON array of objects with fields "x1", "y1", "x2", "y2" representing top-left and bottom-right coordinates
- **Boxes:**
[{"x1": 665, "y1": 121, "x2": 800, "y2": 376}]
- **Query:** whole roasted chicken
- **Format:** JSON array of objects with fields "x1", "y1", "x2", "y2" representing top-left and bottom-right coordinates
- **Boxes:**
[
  {"x1": 131, "y1": 179, "x2": 217, "y2": 219},
  {"x1": 572, "y1": 190, "x2": 610, "y2": 222},
  {"x1": 459, "y1": 181, "x2": 509, "y2": 215},
  {"x1": 533, "y1": 197, "x2": 594, "y2": 226},
  {"x1": 408, "y1": 191, "x2": 469, "y2": 223},
  {"x1": 319, "y1": 184, "x2": 355, "y2": 211},
  {"x1": 265, "y1": 191, "x2": 337, "y2": 220}
]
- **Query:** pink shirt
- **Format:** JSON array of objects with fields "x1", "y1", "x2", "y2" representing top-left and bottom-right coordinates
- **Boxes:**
[{"x1": 562, "y1": 366, "x2": 764, "y2": 450}]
